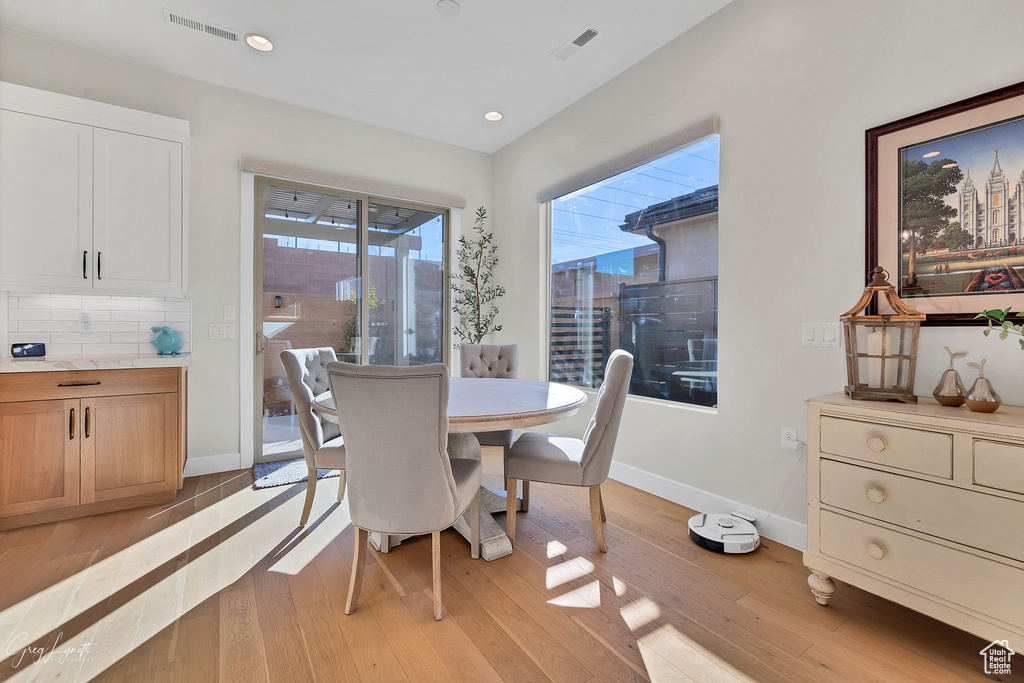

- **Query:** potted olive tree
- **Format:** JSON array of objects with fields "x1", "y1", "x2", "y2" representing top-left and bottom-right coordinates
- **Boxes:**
[{"x1": 449, "y1": 206, "x2": 506, "y2": 346}]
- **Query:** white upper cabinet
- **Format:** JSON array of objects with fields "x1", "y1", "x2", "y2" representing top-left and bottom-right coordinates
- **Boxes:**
[
  {"x1": 0, "y1": 82, "x2": 189, "y2": 297},
  {"x1": 93, "y1": 129, "x2": 183, "y2": 294},
  {"x1": 0, "y1": 110, "x2": 94, "y2": 290}
]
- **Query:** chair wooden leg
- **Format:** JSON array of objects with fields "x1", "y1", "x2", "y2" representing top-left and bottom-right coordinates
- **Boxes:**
[
  {"x1": 521, "y1": 480, "x2": 529, "y2": 512},
  {"x1": 506, "y1": 478, "x2": 518, "y2": 545},
  {"x1": 589, "y1": 486, "x2": 607, "y2": 552},
  {"x1": 597, "y1": 485, "x2": 606, "y2": 522},
  {"x1": 470, "y1": 492, "x2": 481, "y2": 560},
  {"x1": 432, "y1": 530, "x2": 443, "y2": 620},
  {"x1": 345, "y1": 527, "x2": 369, "y2": 614},
  {"x1": 502, "y1": 445, "x2": 509, "y2": 491},
  {"x1": 336, "y1": 470, "x2": 346, "y2": 502},
  {"x1": 299, "y1": 467, "x2": 317, "y2": 526}
]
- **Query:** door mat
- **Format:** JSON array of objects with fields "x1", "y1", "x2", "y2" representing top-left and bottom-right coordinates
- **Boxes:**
[{"x1": 253, "y1": 457, "x2": 340, "y2": 489}]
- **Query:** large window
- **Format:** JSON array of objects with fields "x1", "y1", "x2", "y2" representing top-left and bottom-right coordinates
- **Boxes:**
[{"x1": 549, "y1": 135, "x2": 719, "y2": 407}]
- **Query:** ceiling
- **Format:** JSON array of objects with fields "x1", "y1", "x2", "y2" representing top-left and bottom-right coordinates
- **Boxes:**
[{"x1": 0, "y1": 0, "x2": 730, "y2": 153}]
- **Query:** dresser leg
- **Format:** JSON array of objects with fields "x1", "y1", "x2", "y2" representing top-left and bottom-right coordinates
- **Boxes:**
[{"x1": 808, "y1": 571, "x2": 836, "y2": 605}]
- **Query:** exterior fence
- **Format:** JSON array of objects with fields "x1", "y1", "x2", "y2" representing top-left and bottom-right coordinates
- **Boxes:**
[{"x1": 549, "y1": 305, "x2": 612, "y2": 387}]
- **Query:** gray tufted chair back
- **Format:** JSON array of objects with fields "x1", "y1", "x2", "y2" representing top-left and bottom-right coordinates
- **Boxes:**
[
  {"x1": 460, "y1": 344, "x2": 519, "y2": 379},
  {"x1": 280, "y1": 348, "x2": 342, "y2": 467}
]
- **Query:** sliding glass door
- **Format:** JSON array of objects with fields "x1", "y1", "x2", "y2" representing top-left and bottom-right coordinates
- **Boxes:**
[
  {"x1": 255, "y1": 179, "x2": 447, "y2": 461},
  {"x1": 366, "y1": 200, "x2": 445, "y2": 365}
]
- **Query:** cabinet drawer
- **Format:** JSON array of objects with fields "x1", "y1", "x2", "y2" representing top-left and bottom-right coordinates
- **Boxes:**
[
  {"x1": 0, "y1": 368, "x2": 178, "y2": 402},
  {"x1": 819, "y1": 416, "x2": 951, "y2": 478},
  {"x1": 820, "y1": 459, "x2": 1024, "y2": 563},
  {"x1": 819, "y1": 510, "x2": 1024, "y2": 629},
  {"x1": 974, "y1": 440, "x2": 1024, "y2": 496}
]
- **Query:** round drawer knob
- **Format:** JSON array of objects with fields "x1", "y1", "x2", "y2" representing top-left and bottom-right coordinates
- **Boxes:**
[
  {"x1": 865, "y1": 487, "x2": 887, "y2": 504},
  {"x1": 866, "y1": 542, "x2": 886, "y2": 560},
  {"x1": 867, "y1": 436, "x2": 887, "y2": 452}
]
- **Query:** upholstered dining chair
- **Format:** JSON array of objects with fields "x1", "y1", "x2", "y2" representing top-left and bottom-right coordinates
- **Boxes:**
[
  {"x1": 280, "y1": 348, "x2": 347, "y2": 527},
  {"x1": 504, "y1": 349, "x2": 633, "y2": 552},
  {"x1": 460, "y1": 343, "x2": 520, "y2": 492},
  {"x1": 327, "y1": 362, "x2": 482, "y2": 621}
]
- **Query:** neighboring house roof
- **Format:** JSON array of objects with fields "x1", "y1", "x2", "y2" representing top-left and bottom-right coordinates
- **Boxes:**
[{"x1": 620, "y1": 185, "x2": 719, "y2": 233}]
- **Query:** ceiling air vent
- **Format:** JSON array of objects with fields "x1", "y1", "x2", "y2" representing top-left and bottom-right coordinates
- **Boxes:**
[
  {"x1": 163, "y1": 8, "x2": 240, "y2": 43},
  {"x1": 552, "y1": 25, "x2": 599, "y2": 61}
]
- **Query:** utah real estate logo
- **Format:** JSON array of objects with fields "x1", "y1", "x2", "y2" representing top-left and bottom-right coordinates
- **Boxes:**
[{"x1": 980, "y1": 640, "x2": 1014, "y2": 676}]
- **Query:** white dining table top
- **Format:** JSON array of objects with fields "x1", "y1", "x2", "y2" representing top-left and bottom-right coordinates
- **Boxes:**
[{"x1": 313, "y1": 376, "x2": 588, "y2": 433}]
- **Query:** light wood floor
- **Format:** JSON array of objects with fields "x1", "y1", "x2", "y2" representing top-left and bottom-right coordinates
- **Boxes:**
[{"x1": 0, "y1": 451, "x2": 1014, "y2": 682}]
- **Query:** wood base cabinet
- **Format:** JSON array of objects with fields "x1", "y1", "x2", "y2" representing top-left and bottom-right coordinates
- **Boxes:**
[
  {"x1": 804, "y1": 393, "x2": 1024, "y2": 651},
  {"x1": 0, "y1": 367, "x2": 186, "y2": 529}
]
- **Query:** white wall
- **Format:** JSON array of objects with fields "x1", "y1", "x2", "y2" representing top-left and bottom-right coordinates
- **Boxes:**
[
  {"x1": 492, "y1": 0, "x2": 1024, "y2": 541},
  {"x1": 0, "y1": 29, "x2": 492, "y2": 469},
  {"x1": 3, "y1": 1, "x2": 1024, "y2": 545}
]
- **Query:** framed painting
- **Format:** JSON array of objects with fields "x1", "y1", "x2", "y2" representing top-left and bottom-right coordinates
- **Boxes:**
[{"x1": 866, "y1": 80, "x2": 1024, "y2": 325}]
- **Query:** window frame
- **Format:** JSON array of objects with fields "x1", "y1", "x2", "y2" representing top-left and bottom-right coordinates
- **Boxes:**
[{"x1": 543, "y1": 128, "x2": 720, "y2": 410}]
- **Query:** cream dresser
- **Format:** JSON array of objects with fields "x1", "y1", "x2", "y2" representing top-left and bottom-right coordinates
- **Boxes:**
[{"x1": 805, "y1": 393, "x2": 1024, "y2": 651}]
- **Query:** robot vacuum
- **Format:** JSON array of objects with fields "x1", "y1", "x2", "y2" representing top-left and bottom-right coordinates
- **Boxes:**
[{"x1": 688, "y1": 511, "x2": 760, "y2": 554}]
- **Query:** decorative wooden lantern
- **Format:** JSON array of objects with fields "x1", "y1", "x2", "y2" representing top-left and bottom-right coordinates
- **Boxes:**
[{"x1": 840, "y1": 267, "x2": 925, "y2": 403}]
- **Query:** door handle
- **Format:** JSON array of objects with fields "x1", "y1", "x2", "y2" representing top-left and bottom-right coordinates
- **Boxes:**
[
  {"x1": 97, "y1": 252, "x2": 102, "y2": 280},
  {"x1": 85, "y1": 406, "x2": 91, "y2": 438},
  {"x1": 69, "y1": 408, "x2": 75, "y2": 439},
  {"x1": 83, "y1": 250, "x2": 88, "y2": 279}
]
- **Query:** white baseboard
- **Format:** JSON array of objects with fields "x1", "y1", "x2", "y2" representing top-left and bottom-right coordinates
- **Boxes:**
[
  {"x1": 608, "y1": 461, "x2": 807, "y2": 552},
  {"x1": 183, "y1": 452, "x2": 244, "y2": 478}
]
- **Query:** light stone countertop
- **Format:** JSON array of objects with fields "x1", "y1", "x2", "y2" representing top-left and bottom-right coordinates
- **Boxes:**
[{"x1": 0, "y1": 353, "x2": 191, "y2": 373}]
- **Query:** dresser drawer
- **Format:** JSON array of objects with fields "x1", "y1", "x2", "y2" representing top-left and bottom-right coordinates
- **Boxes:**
[
  {"x1": 974, "y1": 440, "x2": 1024, "y2": 496},
  {"x1": 820, "y1": 459, "x2": 1024, "y2": 563},
  {"x1": 819, "y1": 510, "x2": 1024, "y2": 629},
  {"x1": 819, "y1": 416, "x2": 951, "y2": 478}
]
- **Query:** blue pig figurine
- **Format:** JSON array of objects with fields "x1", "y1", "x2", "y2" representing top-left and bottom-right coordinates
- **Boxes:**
[{"x1": 151, "y1": 326, "x2": 184, "y2": 355}]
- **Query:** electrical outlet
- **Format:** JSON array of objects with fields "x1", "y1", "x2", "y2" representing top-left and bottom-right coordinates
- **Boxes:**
[
  {"x1": 224, "y1": 304, "x2": 236, "y2": 321},
  {"x1": 780, "y1": 427, "x2": 802, "y2": 451},
  {"x1": 80, "y1": 312, "x2": 93, "y2": 333}
]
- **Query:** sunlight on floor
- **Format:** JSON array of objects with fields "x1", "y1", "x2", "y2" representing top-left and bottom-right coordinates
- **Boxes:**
[
  {"x1": 620, "y1": 587, "x2": 756, "y2": 682},
  {"x1": 620, "y1": 596, "x2": 661, "y2": 630},
  {"x1": 547, "y1": 579, "x2": 601, "y2": 608},
  {"x1": 546, "y1": 540, "x2": 568, "y2": 558},
  {"x1": 545, "y1": 556, "x2": 595, "y2": 590},
  {"x1": 1, "y1": 473, "x2": 347, "y2": 681}
]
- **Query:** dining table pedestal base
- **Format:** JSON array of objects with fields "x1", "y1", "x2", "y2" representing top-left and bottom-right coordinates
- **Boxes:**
[{"x1": 368, "y1": 488, "x2": 521, "y2": 561}]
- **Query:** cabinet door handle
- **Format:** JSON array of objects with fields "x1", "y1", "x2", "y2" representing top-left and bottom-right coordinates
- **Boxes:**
[
  {"x1": 865, "y1": 487, "x2": 887, "y2": 504},
  {"x1": 97, "y1": 251, "x2": 102, "y2": 280},
  {"x1": 866, "y1": 436, "x2": 887, "y2": 452},
  {"x1": 866, "y1": 542, "x2": 886, "y2": 560},
  {"x1": 83, "y1": 250, "x2": 88, "y2": 279},
  {"x1": 57, "y1": 381, "x2": 101, "y2": 387},
  {"x1": 69, "y1": 408, "x2": 75, "y2": 440},
  {"x1": 85, "y1": 406, "x2": 91, "y2": 438}
]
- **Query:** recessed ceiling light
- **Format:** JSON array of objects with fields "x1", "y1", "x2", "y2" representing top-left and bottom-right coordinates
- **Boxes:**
[
  {"x1": 246, "y1": 34, "x2": 273, "y2": 51},
  {"x1": 484, "y1": 111, "x2": 503, "y2": 122},
  {"x1": 436, "y1": 0, "x2": 461, "y2": 16},
  {"x1": 922, "y1": 151, "x2": 940, "y2": 158},
  {"x1": 942, "y1": 162, "x2": 958, "y2": 168}
]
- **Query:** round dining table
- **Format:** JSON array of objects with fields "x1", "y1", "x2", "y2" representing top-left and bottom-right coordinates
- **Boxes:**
[
  {"x1": 312, "y1": 377, "x2": 588, "y2": 560},
  {"x1": 313, "y1": 377, "x2": 588, "y2": 431}
]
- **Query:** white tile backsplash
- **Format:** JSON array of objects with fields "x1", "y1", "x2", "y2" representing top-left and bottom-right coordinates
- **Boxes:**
[{"x1": 3, "y1": 293, "x2": 191, "y2": 357}]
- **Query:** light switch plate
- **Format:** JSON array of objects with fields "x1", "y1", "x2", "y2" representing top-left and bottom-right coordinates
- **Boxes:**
[{"x1": 802, "y1": 323, "x2": 841, "y2": 347}]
